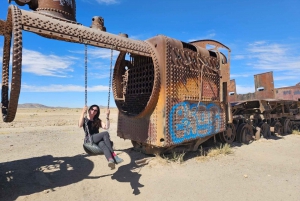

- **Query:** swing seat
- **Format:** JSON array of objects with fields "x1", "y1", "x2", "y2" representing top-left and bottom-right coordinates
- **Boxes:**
[{"x1": 83, "y1": 142, "x2": 104, "y2": 155}]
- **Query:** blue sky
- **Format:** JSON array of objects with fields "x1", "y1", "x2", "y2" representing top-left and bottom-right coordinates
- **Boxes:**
[{"x1": 1, "y1": 0, "x2": 300, "y2": 108}]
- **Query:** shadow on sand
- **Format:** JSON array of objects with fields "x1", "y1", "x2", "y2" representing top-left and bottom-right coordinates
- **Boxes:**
[
  {"x1": 0, "y1": 154, "x2": 98, "y2": 201},
  {"x1": 111, "y1": 148, "x2": 148, "y2": 195}
]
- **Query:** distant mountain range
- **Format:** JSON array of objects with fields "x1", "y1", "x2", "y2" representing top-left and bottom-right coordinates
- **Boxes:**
[
  {"x1": 18, "y1": 103, "x2": 66, "y2": 108},
  {"x1": 0, "y1": 103, "x2": 109, "y2": 108}
]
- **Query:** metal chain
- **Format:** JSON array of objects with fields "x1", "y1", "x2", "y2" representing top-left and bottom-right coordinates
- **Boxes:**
[
  {"x1": 83, "y1": 43, "x2": 93, "y2": 143},
  {"x1": 84, "y1": 43, "x2": 88, "y2": 107},
  {"x1": 107, "y1": 46, "x2": 114, "y2": 109}
]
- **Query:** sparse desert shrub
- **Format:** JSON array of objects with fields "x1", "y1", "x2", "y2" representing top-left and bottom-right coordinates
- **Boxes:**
[
  {"x1": 196, "y1": 143, "x2": 233, "y2": 161},
  {"x1": 292, "y1": 130, "x2": 300, "y2": 135},
  {"x1": 162, "y1": 151, "x2": 186, "y2": 164},
  {"x1": 207, "y1": 143, "x2": 233, "y2": 157}
]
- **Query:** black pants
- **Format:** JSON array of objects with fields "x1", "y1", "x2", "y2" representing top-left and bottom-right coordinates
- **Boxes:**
[{"x1": 92, "y1": 131, "x2": 113, "y2": 160}]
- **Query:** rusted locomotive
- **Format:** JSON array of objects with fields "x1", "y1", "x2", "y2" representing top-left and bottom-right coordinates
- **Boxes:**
[
  {"x1": 1, "y1": 1, "x2": 299, "y2": 154},
  {"x1": 228, "y1": 72, "x2": 300, "y2": 144}
]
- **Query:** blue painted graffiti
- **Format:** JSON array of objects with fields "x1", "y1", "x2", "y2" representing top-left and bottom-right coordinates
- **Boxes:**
[{"x1": 169, "y1": 101, "x2": 224, "y2": 144}]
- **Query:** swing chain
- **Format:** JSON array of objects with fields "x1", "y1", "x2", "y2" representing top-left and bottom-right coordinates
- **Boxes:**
[
  {"x1": 84, "y1": 43, "x2": 88, "y2": 107},
  {"x1": 83, "y1": 43, "x2": 93, "y2": 143},
  {"x1": 107, "y1": 46, "x2": 114, "y2": 109}
]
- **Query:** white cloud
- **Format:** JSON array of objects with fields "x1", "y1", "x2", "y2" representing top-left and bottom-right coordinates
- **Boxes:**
[
  {"x1": 188, "y1": 31, "x2": 216, "y2": 42},
  {"x1": 25, "y1": 49, "x2": 75, "y2": 77},
  {"x1": 236, "y1": 84, "x2": 255, "y2": 94},
  {"x1": 21, "y1": 83, "x2": 108, "y2": 92},
  {"x1": 90, "y1": 72, "x2": 111, "y2": 79},
  {"x1": 0, "y1": 48, "x2": 75, "y2": 77},
  {"x1": 95, "y1": 0, "x2": 119, "y2": 4},
  {"x1": 69, "y1": 48, "x2": 119, "y2": 60},
  {"x1": 274, "y1": 75, "x2": 299, "y2": 81},
  {"x1": 246, "y1": 41, "x2": 300, "y2": 73},
  {"x1": 230, "y1": 73, "x2": 253, "y2": 78},
  {"x1": 232, "y1": 55, "x2": 245, "y2": 60}
]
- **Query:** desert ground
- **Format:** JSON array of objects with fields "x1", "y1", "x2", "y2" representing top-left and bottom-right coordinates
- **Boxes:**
[{"x1": 0, "y1": 107, "x2": 300, "y2": 201}]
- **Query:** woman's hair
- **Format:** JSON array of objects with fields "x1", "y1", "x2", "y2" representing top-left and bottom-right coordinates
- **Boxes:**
[{"x1": 89, "y1": 104, "x2": 101, "y2": 129}]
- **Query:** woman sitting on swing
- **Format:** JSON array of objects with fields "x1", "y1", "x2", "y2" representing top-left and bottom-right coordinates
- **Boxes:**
[{"x1": 78, "y1": 104, "x2": 123, "y2": 169}]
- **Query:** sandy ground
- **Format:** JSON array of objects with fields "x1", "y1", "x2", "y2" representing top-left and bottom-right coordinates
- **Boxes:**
[{"x1": 0, "y1": 108, "x2": 300, "y2": 201}]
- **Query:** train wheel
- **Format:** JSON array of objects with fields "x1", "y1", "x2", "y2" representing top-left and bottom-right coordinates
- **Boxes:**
[
  {"x1": 236, "y1": 123, "x2": 245, "y2": 143},
  {"x1": 131, "y1": 140, "x2": 141, "y2": 149},
  {"x1": 259, "y1": 122, "x2": 271, "y2": 139},
  {"x1": 219, "y1": 123, "x2": 236, "y2": 144},
  {"x1": 283, "y1": 119, "x2": 293, "y2": 135},
  {"x1": 237, "y1": 123, "x2": 254, "y2": 144},
  {"x1": 272, "y1": 121, "x2": 283, "y2": 136}
]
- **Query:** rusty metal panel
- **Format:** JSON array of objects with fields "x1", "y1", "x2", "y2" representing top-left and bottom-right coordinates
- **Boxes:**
[
  {"x1": 164, "y1": 37, "x2": 226, "y2": 146},
  {"x1": 0, "y1": 20, "x2": 6, "y2": 35},
  {"x1": 228, "y1": 79, "x2": 237, "y2": 102},
  {"x1": 236, "y1": 93, "x2": 256, "y2": 101},
  {"x1": 117, "y1": 112, "x2": 157, "y2": 145},
  {"x1": 20, "y1": 9, "x2": 151, "y2": 57},
  {"x1": 167, "y1": 101, "x2": 226, "y2": 145},
  {"x1": 254, "y1": 72, "x2": 275, "y2": 99},
  {"x1": 13, "y1": 0, "x2": 76, "y2": 21},
  {"x1": 275, "y1": 84, "x2": 300, "y2": 101},
  {"x1": 114, "y1": 36, "x2": 227, "y2": 147},
  {"x1": 233, "y1": 72, "x2": 275, "y2": 101}
]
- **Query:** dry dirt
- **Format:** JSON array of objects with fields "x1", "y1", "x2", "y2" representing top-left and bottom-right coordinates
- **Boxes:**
[{"x1": 0, "y1": 108, "x2": 300, "y2": 201}]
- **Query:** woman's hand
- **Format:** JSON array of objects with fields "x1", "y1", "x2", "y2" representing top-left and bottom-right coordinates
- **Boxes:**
[
  {"x1": 82, "y1": 106, "x2": 88, "y2": 115},
  {"x1": 79, "y1": 106, "x2": 88, "y2": 128},
  {"x1": 106, "y1": 109, "x2": 110, "y2": 118}
]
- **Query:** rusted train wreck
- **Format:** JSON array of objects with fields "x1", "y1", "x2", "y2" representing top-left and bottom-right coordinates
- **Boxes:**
[
  {"x1": 228, "y1": 72, "x2": 300, "y2": 144},
  {"x1": 1, "y1": 1, "x2": 299, "y2": 154}
]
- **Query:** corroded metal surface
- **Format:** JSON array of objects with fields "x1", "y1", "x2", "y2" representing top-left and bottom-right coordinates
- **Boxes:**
[
  {"x1": 0, "y1": 4, "x2": 232, "y2": 152},
  {"x1": 0, "y1": 20, "x2": 6, "y2": 35},
  {"x1": 254, "y1": 72, "x2": 275, "y2": 99},
  {"x1": 232, "y1": 72, "x2": 275, "y2": 101},
  {"x1": 114, "y1": 35, "x2": 229, "y2": 148},
  {"x1": 275, "y1": 84, "x2": 300, "y2": 101},
  {"x1": 230, "y1": 71, "x2": 299, "y2": 102},
  {"x1": 0, "y1": 6, "x2": 151, "y2": 122},
  {"x1": 1, "y1": 6, "x2": 23, "y2": 122},
  {"x1": 228, "y1": 79, "x2": 237, "y2": 102},
  {"x1": 90, "y1": 16, "x2": 106, "y2": 31},
  {"x1": 21, "y1": 9, "x2": 151, "y2": 56},
  {"x1": 35, "y1": 0, "x2": 77, "y2": 21},
  {"x1": 165, "y1": 37, "x2": 226, "y2": 146},
  {"x1": 13, "y1": 0, "x2": 77, "y2": 21}
]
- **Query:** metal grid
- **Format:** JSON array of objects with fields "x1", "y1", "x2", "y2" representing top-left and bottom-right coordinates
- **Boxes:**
[{"x1": 114, "y1": 54, "x2": 155, "y2": 116}]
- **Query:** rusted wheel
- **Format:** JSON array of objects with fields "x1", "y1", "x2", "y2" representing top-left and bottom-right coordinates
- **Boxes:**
[
  {"x1": 271, "y1": 121, "x2": 283, "y2": 136},
  {"x1": 259, "y1": 122, "x2": 271, "y2": 138},
  {"x1": 1, "y1": 6, "x2": 22, "y2": 122},
  {"x1": 236, "y1": 123, "x2": 244, "y2": 143},
  {"x1": 237, "y1": 123, "x2": 254, "y2": 144},
  {"x1": 219, "y1": 123, "x2": 236, "y2": 144},
  {"x1": 283, "y1": 119, "x2": 293, "y2": 135},
  {"x1": 131, "y1": 140, "x2": 144, "y2": 152}
]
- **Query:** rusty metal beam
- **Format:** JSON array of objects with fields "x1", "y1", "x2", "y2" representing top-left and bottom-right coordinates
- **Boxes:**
[
  {"x1": 254, "y1": 72, "x2": 275, "y2": 99},
  {"x1": 20, "y1": 9, "x2": 151, "y2": 57},
  {"x1": 0, "y1": 20, "x2": 6, "y2": 35}
]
